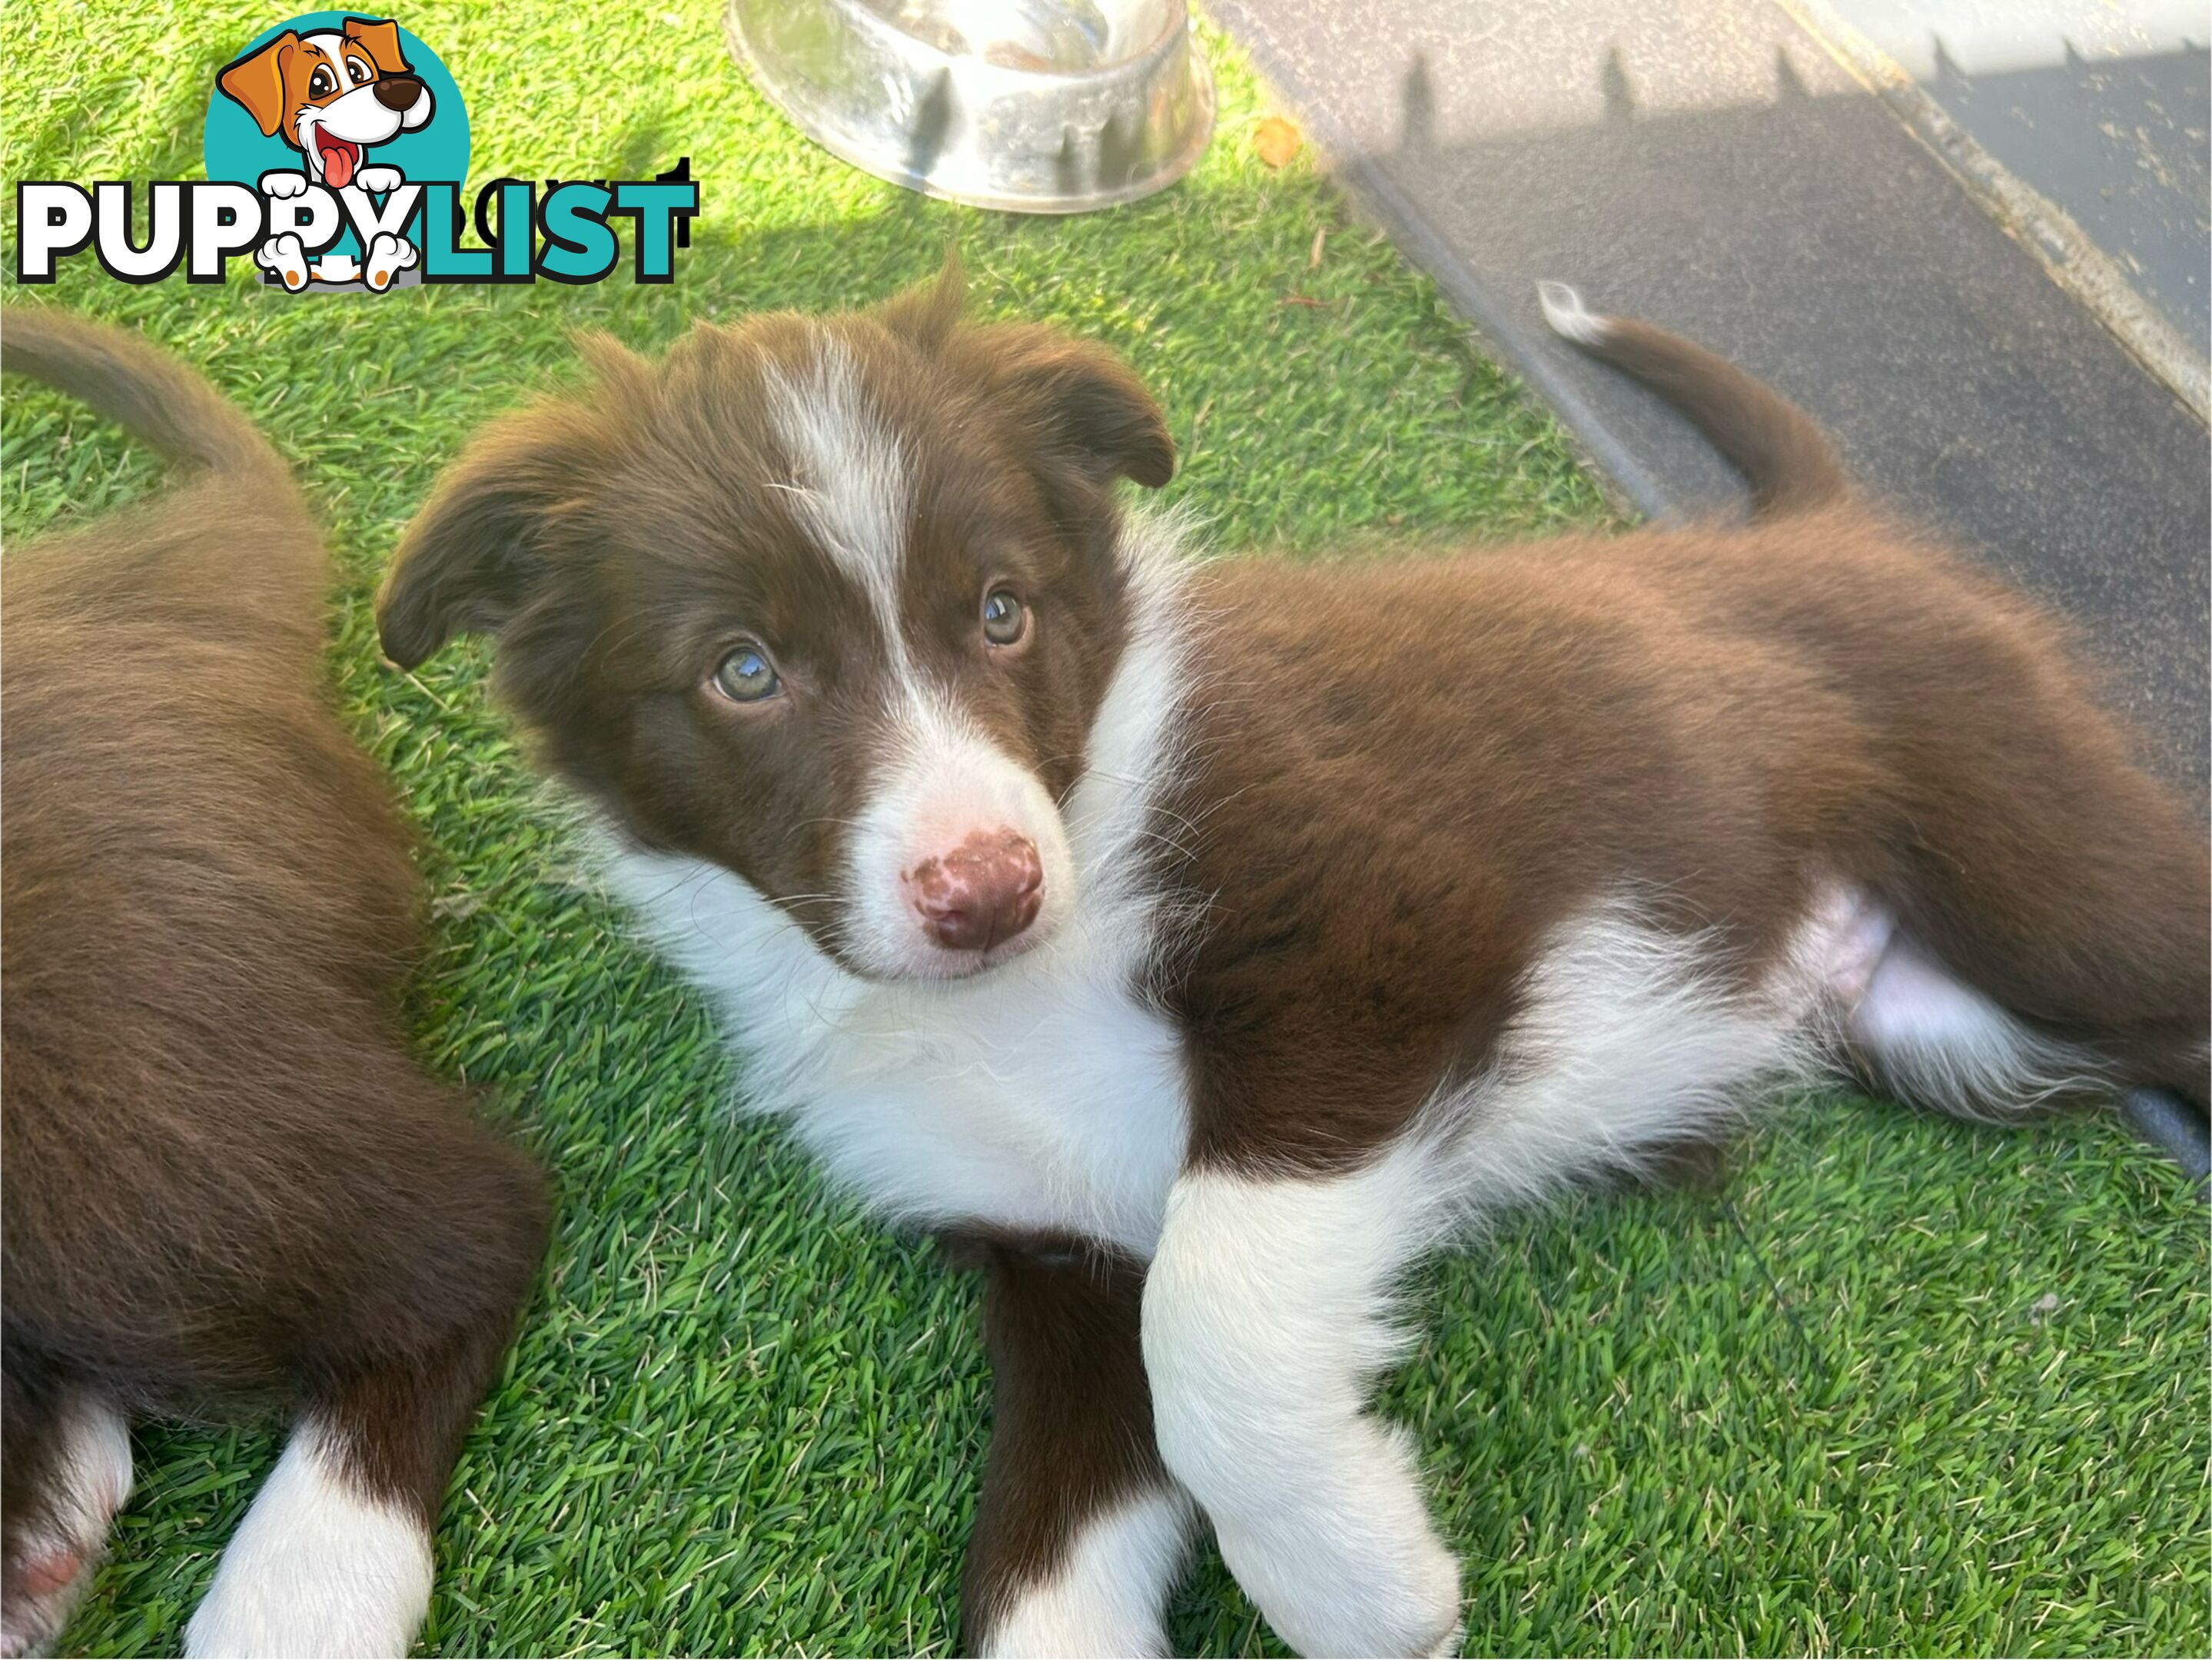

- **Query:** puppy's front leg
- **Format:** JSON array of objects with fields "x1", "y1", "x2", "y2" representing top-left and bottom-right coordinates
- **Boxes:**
[
  {"x1": 958, "y1": 1236, "x2": 1195, "y2": 1658},
  {"x1": 1144, "y1": 1146, "x2": 1462, "y2": 1657}
]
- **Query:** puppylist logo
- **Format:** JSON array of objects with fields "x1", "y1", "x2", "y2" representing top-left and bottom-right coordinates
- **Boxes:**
[{"x1": 17, "y1": 12, "x2": 698, "y2": 293}]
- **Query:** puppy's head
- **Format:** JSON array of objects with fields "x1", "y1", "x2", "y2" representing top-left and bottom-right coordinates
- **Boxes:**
[
  {"x1": 218, "y1": 17, "x2": 433, "y2": 188},
  {"x1": 378, "y1": 268, "x2": 1175, "y2": 981}
]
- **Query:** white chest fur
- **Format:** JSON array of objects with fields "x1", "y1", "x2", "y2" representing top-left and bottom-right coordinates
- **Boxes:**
[
  {"x1": 603, "y1": 840, "x2": 1191, "y2": 1255},
  {"x1": 598, "y1": 516, "x2": 1199, "y2": 1257}
]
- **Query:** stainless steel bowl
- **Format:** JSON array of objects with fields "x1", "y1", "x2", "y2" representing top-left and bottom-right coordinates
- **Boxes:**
[{"x1": 726, "y1": 1, "x2": 1215, "y2": 213}]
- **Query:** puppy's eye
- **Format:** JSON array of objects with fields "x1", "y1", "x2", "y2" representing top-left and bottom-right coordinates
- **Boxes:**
[
  {"x1": 308, "y1": 66, "x2": 335, "y2": 98},
  {"x1": 347, "y1": 56, "x2": 372, "y2": 85},
  {"x1": 981, "y1": 589, "x2": 1026, "y2": 647},
  {"x1": 711, "y1": 645, "x2": 781, "y2": 704}
]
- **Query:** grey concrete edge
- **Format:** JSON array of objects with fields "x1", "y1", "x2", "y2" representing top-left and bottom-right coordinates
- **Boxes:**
[
  {"x1": 1776, "y1": 0, "x2": 2212, "y2": 423},
  {"x1": 1323, "y1": 154, "x2": 1683, "y2": 520},
  {"x1": 1208, "y1": 14, "x2": 1714, "y2": 520}
]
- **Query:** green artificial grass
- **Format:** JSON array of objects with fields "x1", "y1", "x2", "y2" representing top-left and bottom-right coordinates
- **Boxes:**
[{"x1": 4, "y1": 3, "x2": 2205, "y2": 1655}]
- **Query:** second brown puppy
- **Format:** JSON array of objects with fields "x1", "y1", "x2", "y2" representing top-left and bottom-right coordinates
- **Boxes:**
[{"x1": 2, "y1": 310, "x2": 549, "y2": 1658}]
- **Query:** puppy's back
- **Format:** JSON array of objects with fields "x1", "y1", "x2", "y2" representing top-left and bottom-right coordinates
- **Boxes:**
[
  {"x1": 2, "y1": 307, "x2": 420, "y2": 1061},
  {"x1": 0, "y1": 313, "x2": 526, "y2": 1406},
  {"x1": 3, "y1": 504, "x2": 421, "y2": 1027}
]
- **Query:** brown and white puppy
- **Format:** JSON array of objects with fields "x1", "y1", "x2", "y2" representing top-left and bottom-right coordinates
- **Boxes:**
[
  {"x1": 377, "y1": 271, "x2": 2208, "y2": 1657},
  {"x1": 218, "y1": 15, "x2": 432, "y2": 290},
  {"x1": 2, "y1": 310, "x2": 548, "y2": 1658}
]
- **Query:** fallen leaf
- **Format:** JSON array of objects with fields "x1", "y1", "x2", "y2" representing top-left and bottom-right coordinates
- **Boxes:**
[
  {"x1": 1254, "y1": 117, "x2": 1302, "y2": 169},
  {"x1": 1309, "y1": 224, "x2": 1327, "y2": 268}
]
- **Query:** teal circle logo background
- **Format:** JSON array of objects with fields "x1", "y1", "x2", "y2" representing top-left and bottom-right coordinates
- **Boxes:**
[{"x1": 203, "y1": 12, "x2": 469, "y2": 221}]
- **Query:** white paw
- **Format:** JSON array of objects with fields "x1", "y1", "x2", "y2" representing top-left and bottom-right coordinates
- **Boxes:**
[
  {"x1": 253, "y1": 232, "x2": 311, "y2": 292},
  {"x1": 0, "y1": 1399, "x2": 131, "y2": 1660},
  {"x1": 257, "y1": 170, "x2": 310, "y2": 200},
  {"x1": 183, "y1": 1429, "x2": 431, "y2": 1659},
  {"x1": 353, "y1": 165, "x2": 403, "y2": 194},
  {"x1": 364, "y1": 232, "x2": 418, "y2": 293},
  {"x1": 1147, "y1": 1158, "x2": 1457, "y2": 1656},
  {"x1": 311, "y1": 252, "x2": 360, "y2": 285},
  {"x1": 977, "y1": 1489, "x2": 1194, "y2": 1658},
  {"x1": 1209, "y1": 1423, "x2": 1463, "y2": 1657}
]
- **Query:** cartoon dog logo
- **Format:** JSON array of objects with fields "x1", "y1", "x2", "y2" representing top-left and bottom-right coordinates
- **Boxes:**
[{"x1": 218, "y1": 16, "x2": 433, "y2": 290}]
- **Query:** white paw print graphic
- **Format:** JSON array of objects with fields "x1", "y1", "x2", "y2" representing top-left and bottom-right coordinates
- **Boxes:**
[
  {"x1": 254, "y1": 233, "x2": 310, "y2": 292},
  {"x1": 364, "y1": 233, "x2": 420, "y2": 293}
]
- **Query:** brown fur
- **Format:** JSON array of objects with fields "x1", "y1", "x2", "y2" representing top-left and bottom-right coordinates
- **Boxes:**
[
  {"x1": 1, "y1": 307, "x2": 550, "y2": 1648},
  {"x1": 943, "y1": 1235, "x2": 1167, "y2": 1652},
  {"x1": 1164, "y1": 507, "x2": 2209, "y2": 1166}
]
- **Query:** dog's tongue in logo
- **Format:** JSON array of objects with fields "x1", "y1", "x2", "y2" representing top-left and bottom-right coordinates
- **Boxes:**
[{"x1": 320, "y1": 137, "x2": 359, "y2": 188}]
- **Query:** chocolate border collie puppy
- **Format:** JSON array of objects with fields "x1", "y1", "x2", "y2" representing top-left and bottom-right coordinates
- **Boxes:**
[
  {"x1": 2, "y1": 310, "x2": 550, "y2": 1658},
  {"x1": 378, "y1": 271, "x2": 2206, "y2": 1658}
]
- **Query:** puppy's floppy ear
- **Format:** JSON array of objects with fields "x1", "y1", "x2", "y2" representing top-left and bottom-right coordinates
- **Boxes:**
[
  {"x1": 342, "y1": 16, "x2": 413, "y2": 75},
  {"x1": 377, "y1": 403, "x2": 605, "y2": 670},
  {"x1": 966, "y1": 324, "x2": 1175, "y2": 489},
  {"x1": 218, "y1": 33, "x2": 297, "y2": 138}
]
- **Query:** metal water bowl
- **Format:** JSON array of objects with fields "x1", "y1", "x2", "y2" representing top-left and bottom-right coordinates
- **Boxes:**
[{"x1": 726, "y1": 1, "x2": 1215, "y2": 213}]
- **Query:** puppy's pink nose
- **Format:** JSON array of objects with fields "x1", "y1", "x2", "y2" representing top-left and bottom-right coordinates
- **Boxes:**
[{"x1": 903, "y1": 828, "x2": 1043, "y2": 953}]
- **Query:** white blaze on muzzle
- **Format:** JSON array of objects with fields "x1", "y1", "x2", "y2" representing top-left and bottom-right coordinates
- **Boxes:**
[
  {"x1": 844, "y1": 692, "x2": 1076, "y2": 980},
  {"x1": 765, "y1": 337, "x2": 1074, "y2": 978}
]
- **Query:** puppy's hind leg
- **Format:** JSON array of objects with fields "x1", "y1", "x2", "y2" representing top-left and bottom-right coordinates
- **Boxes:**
[
  {"x1": 957, "y1": 1237, "x2": 1194, "y2": 1659},
  {"x1": 184, "y1": 1253, "x2": 546, "y2": 1657},
  {"x1": 1843, "y1": 618, "x2": 2210, "y2": 1118},
  {"x1": 2, "y1": 1371, "x2": 131, "y2": 1658},
  {"x1": 1812, "y1": 888, "x2": 2116, "y2": 1120},
  {"x1": 184, "y1": 1084, "x2": 550, "y2": 1660},
  {"x1": 182, "y1": 1413, "x2": 432, "y2": 1660}
]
